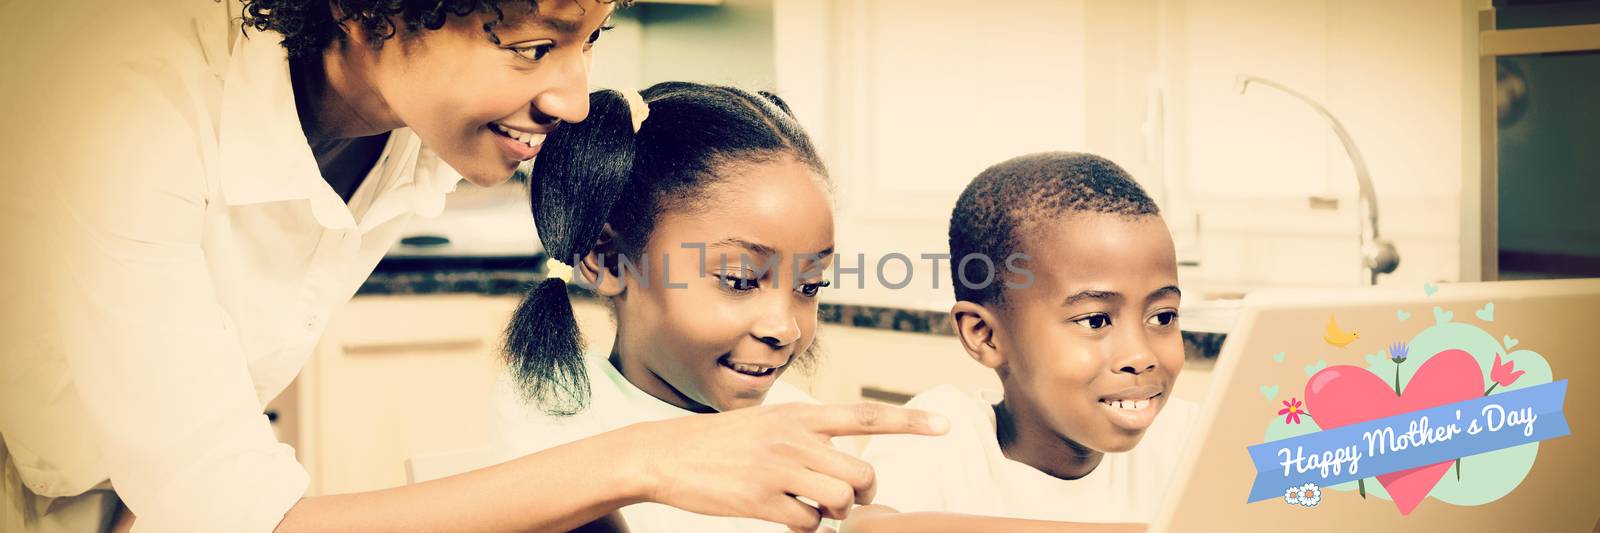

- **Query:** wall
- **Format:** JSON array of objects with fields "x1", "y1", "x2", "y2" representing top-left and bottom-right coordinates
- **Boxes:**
[
  {"x1": 640, "y1": 0, "x2": 778, "y2": 87},
  {"x1": 590, "y1": 0, "x2": 779, "y2": 91},
  {"x1": 588, "y1": 5, "x2": 644, "y2": 90},
  {"x1": 774, "y1": 0, "x2": 1481, "y2": 313}
]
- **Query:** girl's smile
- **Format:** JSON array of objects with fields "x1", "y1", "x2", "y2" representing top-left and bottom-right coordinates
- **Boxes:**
[
  {"x1": 714, "y1": 353, "x2": 793, "y2": 392},
  {"x1": 718, "y1": 354, "x2": 791, "y2": 378}
]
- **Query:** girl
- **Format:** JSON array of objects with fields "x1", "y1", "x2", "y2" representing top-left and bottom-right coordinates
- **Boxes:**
[
  {"x1": 498, "y1": 82, "x2": 842, "y2": 532},
  {"x1": 0, "y1": 2, "x2": 941, "y2": 531}
]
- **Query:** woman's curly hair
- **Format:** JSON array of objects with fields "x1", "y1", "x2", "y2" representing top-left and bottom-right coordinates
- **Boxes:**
[{"x1": 239, "y1": 1, "x2": 618, "y2": 61}]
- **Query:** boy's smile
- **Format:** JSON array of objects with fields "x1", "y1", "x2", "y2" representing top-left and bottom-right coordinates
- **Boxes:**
[{"x1": 1096, "y1": 383, "x2": 1167, "y2": 432}]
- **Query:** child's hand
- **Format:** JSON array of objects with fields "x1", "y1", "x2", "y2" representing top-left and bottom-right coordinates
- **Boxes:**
[
  {"x1": 616, "y1": 403, "x2": 948, "y2": 532},
  {"x1": 837, "y1": 504, "x2": 898, "y2": 533}
]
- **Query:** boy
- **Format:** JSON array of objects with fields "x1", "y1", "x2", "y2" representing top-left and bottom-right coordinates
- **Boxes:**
[{"x1": 857, "y1": 152, "x2": 1198, "y2": 527}]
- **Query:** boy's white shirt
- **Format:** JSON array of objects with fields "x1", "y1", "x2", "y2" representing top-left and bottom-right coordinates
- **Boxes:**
[
  {"x1": 493, "y1": 354, "x2": 819, "y2": 533},
  {"x1": 861, "y1": 384, "x2": 1199, "y2": 523}
]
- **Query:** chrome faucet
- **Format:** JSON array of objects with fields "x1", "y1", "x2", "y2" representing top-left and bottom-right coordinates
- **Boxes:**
[{"x1": 1235, "y1": 74, "x2": 1400, "y2": 286}]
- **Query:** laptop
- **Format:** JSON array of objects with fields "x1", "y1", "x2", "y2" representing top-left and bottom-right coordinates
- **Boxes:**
[{"x1": 1151, "y1": 278, "x2": 1600, "y2": 532}]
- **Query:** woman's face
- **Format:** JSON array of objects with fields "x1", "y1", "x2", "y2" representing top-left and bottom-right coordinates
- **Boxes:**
[
  {"x1": 357, "y1": 0, "x2": 613, "y2": 186},
  {"x1": 611, "y1": 156, "x2": 835, "y2": 413}
]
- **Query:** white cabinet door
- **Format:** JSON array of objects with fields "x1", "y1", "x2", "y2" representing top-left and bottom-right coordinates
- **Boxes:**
[
  {"x1": 775, "y1": 0, "x2": 1092, "y2": 312},
  {"x1": 278, "y1": 294, "x2": 521, "y2": 495}
]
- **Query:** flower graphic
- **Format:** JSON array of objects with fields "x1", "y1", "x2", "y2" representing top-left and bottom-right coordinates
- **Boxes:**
[
  {"x1": 1486, "y1": 352, "x2": 1525, "y2": 394},
  {"x1": 1278, "y1": 397, "x2": 1309, "y2": 425},
  {"x1": 1298, "y1": 483, "x2": 1322, "y2": 507},
  {"x1": 1283, "y1": 483, "x2": 1322, "y2": 507},
  {"x1": 1389, "y1": 341, "x2": 1411, "y2": 395},
  {"x1": 1388, "y1": 341, "x2": 1409, "y2": 363}
]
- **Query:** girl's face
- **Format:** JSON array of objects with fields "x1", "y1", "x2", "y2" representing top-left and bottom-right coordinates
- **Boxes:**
[
  {"x1": 610, "y1": 156, "x2": 834, "y2": 413},
  {"x1": 356, "y1": 1, "x2": 613, "y2": 186}
]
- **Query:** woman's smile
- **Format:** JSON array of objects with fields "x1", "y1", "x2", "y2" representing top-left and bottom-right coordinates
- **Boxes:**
[{"x1": 488, "y1": 121, "x2": 547, "y2": 162}]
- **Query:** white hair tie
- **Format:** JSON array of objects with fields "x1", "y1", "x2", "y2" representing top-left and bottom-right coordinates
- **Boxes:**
[{"x1": 620, "y1": 90, "x2": 650, "y2": 133}]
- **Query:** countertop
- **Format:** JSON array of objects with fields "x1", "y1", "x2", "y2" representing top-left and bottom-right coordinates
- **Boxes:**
[{"x1": 356, "y1": 260, "x2": 1231, "y2": 359}]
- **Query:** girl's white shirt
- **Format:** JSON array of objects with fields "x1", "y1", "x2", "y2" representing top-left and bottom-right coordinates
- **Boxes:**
[{"x1": 494, "y1": 354, "x2": 818, "y2": 533}]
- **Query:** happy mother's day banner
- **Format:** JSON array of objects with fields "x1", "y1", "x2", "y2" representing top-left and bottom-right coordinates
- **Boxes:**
[{"x1": 1245, "y1": 380, "x2": 1570, "y2": 503}]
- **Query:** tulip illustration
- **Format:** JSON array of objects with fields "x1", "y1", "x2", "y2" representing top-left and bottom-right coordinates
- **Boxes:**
[
  {"x1": 1458, "y1": 352, "x2": 1526, "y2": 480},
  {"x1": 1486, "y1": 352, "x2": 1525, "y2": 395}
]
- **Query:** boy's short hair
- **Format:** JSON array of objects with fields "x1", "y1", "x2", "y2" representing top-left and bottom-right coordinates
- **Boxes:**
[{"x1": 948, "y1": 152, "x2": 1160, "y2": 306}]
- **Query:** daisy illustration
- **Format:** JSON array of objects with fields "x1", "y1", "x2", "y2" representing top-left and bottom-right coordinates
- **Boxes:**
[
  {"x1": 1298, "y1": 482, "x2": 1322, "y2": 507},
  {"x1": 1278, "y1": 397, "x2": 1310, "y2": 425},
  {"x1": 1284, "y1": 487, "x2": 1301, "y2": 506}
]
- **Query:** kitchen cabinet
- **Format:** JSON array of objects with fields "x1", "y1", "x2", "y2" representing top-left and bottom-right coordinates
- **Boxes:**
[
  {"x1": 267, "y1": 294, "x2": 520, "y2": 495},
  {"x1": 773, "y1": 0, "x2": 1091, "y2": 312},
  {"x1": 774, "y1": 0, "x2": 1475, "y2": 297}
]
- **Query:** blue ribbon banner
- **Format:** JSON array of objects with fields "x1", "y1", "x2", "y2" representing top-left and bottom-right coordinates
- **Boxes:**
[{"x1": 1246, "y1": 380, "x2": 1569, "y2": 503}]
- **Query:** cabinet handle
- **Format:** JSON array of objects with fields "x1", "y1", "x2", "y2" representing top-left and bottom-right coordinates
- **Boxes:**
[
  {"x1": 342, "y1": 338, "x2": 487, "y2": 355},
  {"x1": 859, "y1": 386, "x2": 914, "y2": 405}
]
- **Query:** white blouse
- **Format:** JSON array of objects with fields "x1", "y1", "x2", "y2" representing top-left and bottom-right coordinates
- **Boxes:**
[{"x1": 0, "y1": 2, "x2": 462, "y2": 531}]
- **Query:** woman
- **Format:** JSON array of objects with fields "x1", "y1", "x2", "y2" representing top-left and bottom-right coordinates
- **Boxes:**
[{"x1": 0, "y1": 2, "x2": 944, "y2": 532}]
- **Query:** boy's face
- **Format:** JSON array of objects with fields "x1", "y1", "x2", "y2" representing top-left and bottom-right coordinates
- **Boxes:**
[{"x1": 995, "y1": 213, "x2": 1183, "y2": 453}]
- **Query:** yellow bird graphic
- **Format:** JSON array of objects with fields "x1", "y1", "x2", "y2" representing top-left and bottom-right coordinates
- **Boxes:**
[{"x1": 1324, "y1": 314, "x2": 1359, "y2": 347}]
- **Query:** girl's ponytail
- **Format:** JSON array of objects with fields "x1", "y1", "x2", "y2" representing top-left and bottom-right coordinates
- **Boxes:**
[
  {"x1": 503, "y1": 278, "x2": 587, "y2": 415},
  {"x1": 503, "y1": 90, "x2": 640, "y2": 415}
]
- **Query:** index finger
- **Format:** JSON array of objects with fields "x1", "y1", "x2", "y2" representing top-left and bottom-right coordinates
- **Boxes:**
[{"x1": 797, "y1": 403, "x2": 950, "y2": 437}]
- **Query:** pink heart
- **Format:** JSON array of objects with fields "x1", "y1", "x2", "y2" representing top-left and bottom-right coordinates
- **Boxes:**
[{"x1": 1303, "y1": 349, "x2": 1484, "y2": 515}]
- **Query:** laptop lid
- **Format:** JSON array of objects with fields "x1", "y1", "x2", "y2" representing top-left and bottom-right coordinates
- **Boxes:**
[{"x1": 1153, "y1": 279, "x2": 1600, "y2": 532}]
